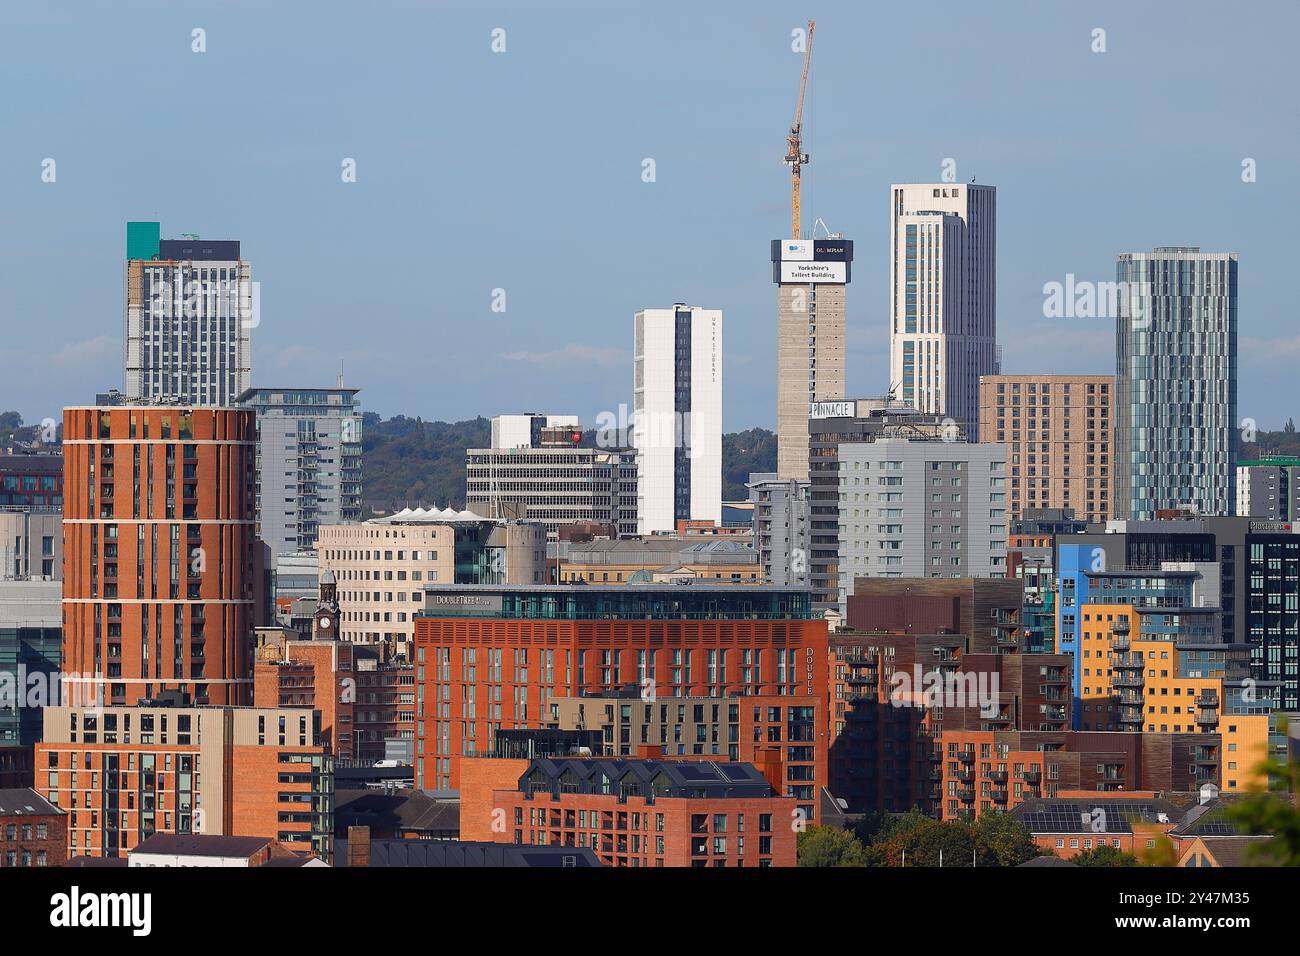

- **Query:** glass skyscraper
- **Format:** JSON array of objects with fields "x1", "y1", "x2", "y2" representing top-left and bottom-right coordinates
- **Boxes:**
[{"x1": 1115, "y1": 247, "x2": 1238, "y2": 519}]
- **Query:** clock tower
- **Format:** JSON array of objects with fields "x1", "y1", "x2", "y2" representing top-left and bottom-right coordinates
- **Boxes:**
[{"x1": 313, "y1": 569, "x2": 340, "y2": 641}]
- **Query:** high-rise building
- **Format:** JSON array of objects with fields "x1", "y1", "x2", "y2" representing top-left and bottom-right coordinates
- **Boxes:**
[
  {"x1": 124, "y1": 222, "x2": 252, "y2": 406},
  {"x1": 237, "y1": 387, "x2": 363, "y2": 561},
  {"x1": 747, "y1": 474, "x2": 811, "y2": 588},
  {"x1": 61, "y1": 403, "x2": 258, "y2": 706},
  {"x1": 633, "y1": 305, "x2": 722, "y2": 533},
  {"x1": 836, "y1": 436, "x2": 1008, "y2": 612},
  {"x1": 978, "y1": 374, "x2": 1114, "y2": 523},
  {"x1": 889, "y1": 184, "x2": 997, "y2": 435},
  {"x1": 1114, "y1": 247, "x2": 1237, "y2": 519},
  {"x1": 771, "y1": 239, "x2": 853, "y2": 480},
  {"x1": 1236, "y1": 456, "x2": 1300, "y2": 519},
  {"x1": 808, "y1": 399, "x2": 952, "y2": 615}
]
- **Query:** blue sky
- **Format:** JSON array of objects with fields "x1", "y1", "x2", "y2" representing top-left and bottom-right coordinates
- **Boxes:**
[{"x1": 2, "y1": 0, "x2": 1297, "y2": 431}]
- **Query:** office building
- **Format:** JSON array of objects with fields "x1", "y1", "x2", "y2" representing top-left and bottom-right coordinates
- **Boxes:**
[
  {"x1": 61, "y1": 403, "x2": 258, "y2": 706},
  {"x1": 889, "y1": 184, "x2": 997, "y2": 435},
  {"x1": 466, "y1": 445, "x2": 637, "y2": 537},
  {"x1": 36, "y1": 703, "x2": 334, "y2": 860},
  {"x1": 978, "y1": 374, "x2": 1114, "y2": 523},
  {"x1": 633, "y1": 305, "x2": 722, "y2": 533},
  {"x1": 836, "y1": 436, "x2": 1008, "y2": 611},
  {"x1": 1236, "y1": 456, "x2": 1300, "y2": 519},
  {"x1": 238, "y1": 386, "x2": 363, "y2": 562},
  {"x1": 124, "y1": 222, "x2": 252, "y2": 406},
  {"x1": 1114, "y1": 247, "x2": 1237, "y2": 520},
  {"x1": 771, "y1": 239, "x2": 853, "y2": 481},
  {"x1": 318, "y1": 509, "x2": 547, "y2": 660}
]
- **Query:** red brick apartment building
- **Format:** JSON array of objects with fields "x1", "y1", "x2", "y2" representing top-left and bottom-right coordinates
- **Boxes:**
[
  {"x1": 352, "y1": 657, "x2": 415, "y2": 764},
  {"x1": 412, "y1": 585, "x2": 828, "y2": 799},
  {"x1": 827, "y1": 630, "x2": 1073, "y2": 814},
  {"x1": 61, "y1": 404, "x2": 258, "y2": 706},
  {"x1": 0, "y1": 788, "x2": 67, "y2": 867},
  {"x1": 937, "y1": 730, "x2": 1218, "y2": 821},
  {"x1": 254, "y1": 638, "x2": 355, "y2": 760},
  {"x1": 460, "y1": 755, "x2": 797, "y2": 867},
  {"x1": 35, "y1": 704, "x2": 333, "y2": 860}
]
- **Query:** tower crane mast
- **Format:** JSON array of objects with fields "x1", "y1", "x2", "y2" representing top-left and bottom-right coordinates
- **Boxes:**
[{"x1": 785, "y1": 19, "x2": 815, "y2": 240}]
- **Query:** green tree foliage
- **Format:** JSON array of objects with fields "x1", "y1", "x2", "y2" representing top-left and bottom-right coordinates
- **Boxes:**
[
  {"x1": 796, "y1": 824, "x2": 868, "y2": 867},
  {"x1": 361, "y1": 413, "x2": 490, "y2": 512},
  {"x1": 722, "y1": 428, "x2": 777, "y2": 501},
  {"x1": 974, "y1": 810, "x2": 1041, "y2": 867},
  {"x1": 1072, "y1": 844, "x2": 1138, "y2": 867},
  {"x1": 360, "y1": 416, "x2": 776, "y2": 514}
]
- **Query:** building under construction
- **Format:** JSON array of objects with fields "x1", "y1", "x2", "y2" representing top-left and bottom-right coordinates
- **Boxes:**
[{"x1": 772, "y1": 20, "x2": 854, "y2": 481}]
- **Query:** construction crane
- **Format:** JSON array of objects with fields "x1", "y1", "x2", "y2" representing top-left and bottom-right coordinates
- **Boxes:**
[{"x1": 785, "y1": 18, "x2": 815, "y2": 240}]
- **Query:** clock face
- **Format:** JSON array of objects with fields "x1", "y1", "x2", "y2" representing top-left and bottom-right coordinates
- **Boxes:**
[{"x1": 317, "y1": 616, "x2": 332, "y2": 629}]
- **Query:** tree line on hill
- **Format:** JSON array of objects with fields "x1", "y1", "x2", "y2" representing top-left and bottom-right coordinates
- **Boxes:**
[{"x1": 359, "y1": 413, "x2": 777, "y2": 513}]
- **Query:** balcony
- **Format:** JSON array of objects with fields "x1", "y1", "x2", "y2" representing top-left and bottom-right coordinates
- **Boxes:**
[
  {"x1": 957, "y1": 751, "x2": 975, "y2": 765},
  {"x1": 954, "y1": 769, "x2": 975, "y2": 784},
  {"x1": 991, "y1": 787, "x2": 1008, "y2": 803},
  {"x1": 956, "y1": 788, "x2": 975, "y2": 803},
  {"x1": 988, "y1": 770, "x2": 1008, "y2": 784},
  {"x1": 1113, "y1": 673, "x2": 1143, "y2": 688},
  {"x1": 1022, "y1": 768, "x2": 1042, "y2": 784}
]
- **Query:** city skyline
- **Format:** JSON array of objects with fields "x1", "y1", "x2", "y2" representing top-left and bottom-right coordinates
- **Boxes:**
[{"x1": 3, "y1": 1, "x2": 1296, "y2": 436}]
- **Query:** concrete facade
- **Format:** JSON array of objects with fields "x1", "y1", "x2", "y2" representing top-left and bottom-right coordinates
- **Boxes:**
[{"x1": 889, "y1": 184, "x2": 998, "y2": 437}]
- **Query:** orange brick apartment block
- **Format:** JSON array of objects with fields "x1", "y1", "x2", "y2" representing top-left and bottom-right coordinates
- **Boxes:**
[
  {"x1": 35, "y1": 704, "x2": 333, "y2": 860},
  {"x1": 462, "y1": 755, "x2": 797, "y2": 867},
  {"x1": 413, "y1": 589, "x2": 829, "y2": 794},
  {"x1": 61, "y1": 404, "x2": 258, "y2": 706}
]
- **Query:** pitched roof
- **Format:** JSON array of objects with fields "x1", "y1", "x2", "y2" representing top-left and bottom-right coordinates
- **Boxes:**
[
  {"x1": 0, "y1": 788, "x2": 63, "y2": 817},
  {"x1": 1183, "y1": 835, "x2": 1275, "y2": 867},
  {"x1": 336, "y1": 839, "x2": 602, "y2": 868},
  {"x1": 130, "y1": 833, "x2": 272, "y2": 858},
  {"x1": 1011, "y1": 797, "x2": 1182, "y2": 834},
  {"x1": 334, "y1": 788, "x2": 459, "y2": 836}
]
